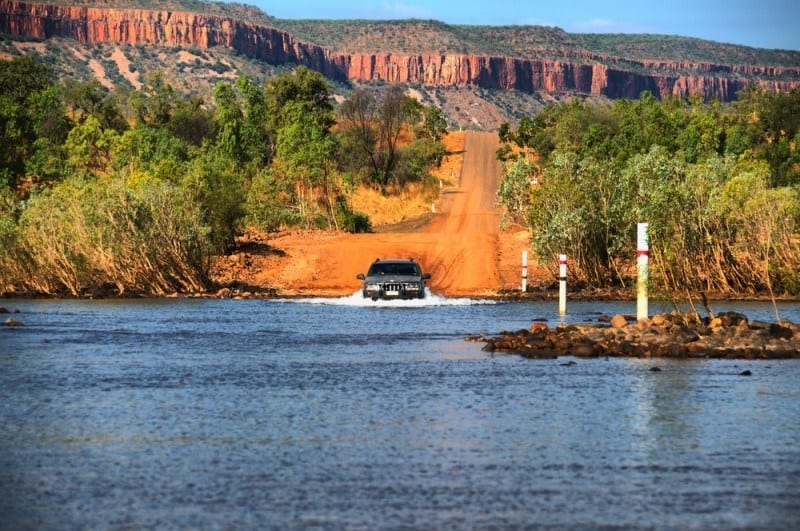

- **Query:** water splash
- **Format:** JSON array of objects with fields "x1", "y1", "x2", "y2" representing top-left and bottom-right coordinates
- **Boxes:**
[{"x1": 282, "y1": 289, "x2": 497, "y2": 307}]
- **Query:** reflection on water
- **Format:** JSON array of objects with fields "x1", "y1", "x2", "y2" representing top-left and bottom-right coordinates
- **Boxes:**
[{"x1": 1, "y1": 298, "x2": 799, "y2": 528}]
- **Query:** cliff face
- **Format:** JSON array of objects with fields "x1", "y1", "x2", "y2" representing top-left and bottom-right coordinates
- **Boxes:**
[
  {"x1": 0, "y1": 0, "x2": 350, "y2": 79},
  {"x1": 1, "y1": 0, "x2": 798, "y2": 101},
  {"x1": 342, "y1": 54, "x2": 751, "y2": 100}
]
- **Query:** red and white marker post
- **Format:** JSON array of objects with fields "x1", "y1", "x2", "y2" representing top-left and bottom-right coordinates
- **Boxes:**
[
  {"x1": 558, "y1": 254, "x2": 567, "y2": 315},
  {"x1": 521, "y1": 250, "x2": 528, "y2": 292},
  {"x1": 637, "y1": 223, "x2": 649, "y2": 321}
]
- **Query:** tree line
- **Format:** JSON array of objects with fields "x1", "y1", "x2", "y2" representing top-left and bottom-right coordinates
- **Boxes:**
[
  {"x1": 497, "y1": 88, "x2": 800, "y2": 298},
  {"x1": 0, "y1": 56, "x2": 447, "y2": 295}
]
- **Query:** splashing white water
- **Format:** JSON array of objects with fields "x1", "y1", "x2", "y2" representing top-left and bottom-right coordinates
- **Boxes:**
[{"x1": 281, "y1": 289, "x2": 497, "y2": 307}]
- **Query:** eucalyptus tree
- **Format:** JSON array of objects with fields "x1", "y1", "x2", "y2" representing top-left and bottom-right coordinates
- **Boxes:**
[
  {"x1": 0, "y1": 56, "x2": 70, "y2": 190},
  {"x1": 62, "y1": 78, "x2": 128, "y2": 133},
  {"x1": 339, "y1": 85, "x2": 442, "y2": 190},
  {"x1": 247, "y1": 68, "x2": 343, "y2": 230}
]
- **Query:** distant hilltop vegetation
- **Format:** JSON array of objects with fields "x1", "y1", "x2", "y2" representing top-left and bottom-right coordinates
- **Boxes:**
[{"x1": 1, "y1": 0, "x2": 799, "y2": 113}]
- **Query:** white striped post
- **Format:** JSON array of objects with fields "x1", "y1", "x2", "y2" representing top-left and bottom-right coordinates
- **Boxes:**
[
  {"x1": 637, "y1": 223, "x2": 649, "y2": 321},
  {"x1": 558, "y1": 254, "x2": 567, "y2": 315},
  {"x1": 521, "y1": 251, "x2": 528, "y2": 292}
]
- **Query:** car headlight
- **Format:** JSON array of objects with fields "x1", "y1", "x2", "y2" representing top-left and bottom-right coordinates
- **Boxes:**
[
  {"x1": 405, "y1": 283, "x2": 421, "y2": 291},
  {"x1": 365, "y1": 283, "x2": 381, "y2": 292}
]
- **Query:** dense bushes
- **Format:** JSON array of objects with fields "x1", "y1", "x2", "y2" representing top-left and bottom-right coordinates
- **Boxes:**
[
  {"x1": 1, "y1": 177, "x2": 210, "y2": 295},
  {"x1": 0, "y1": 57, "x2": 447, "y2": 295},
  {"x1": 499, "y1": 89, "x2": 800, "y2": 296}
]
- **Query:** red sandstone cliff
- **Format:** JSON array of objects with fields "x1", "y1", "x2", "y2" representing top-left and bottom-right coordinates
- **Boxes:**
[{"x1": 1, "y1": 0, "x2": 798, "y2": 101}]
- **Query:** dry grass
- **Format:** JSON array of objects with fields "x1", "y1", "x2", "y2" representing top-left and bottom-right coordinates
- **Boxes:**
[
  {"x1": 349, "y1": 131, "x2": 466, "y2": 226},
  {"x1": 349, "y1": 183, "x2": 434, "y2": 226}
]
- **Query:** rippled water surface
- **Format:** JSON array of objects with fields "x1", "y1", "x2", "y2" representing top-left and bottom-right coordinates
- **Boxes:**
[{"x1": 1, "y1": 296, "x2": 799, "y2": 529}]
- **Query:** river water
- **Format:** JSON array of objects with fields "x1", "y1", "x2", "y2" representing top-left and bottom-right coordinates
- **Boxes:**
[{"x1": 1, "y1": 295, "x2": 799, "y2": 529}]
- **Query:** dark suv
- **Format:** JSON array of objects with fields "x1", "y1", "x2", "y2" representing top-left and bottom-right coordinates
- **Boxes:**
[{"x1": 357, "y1": 258, "x2": 431, "y2": 300}]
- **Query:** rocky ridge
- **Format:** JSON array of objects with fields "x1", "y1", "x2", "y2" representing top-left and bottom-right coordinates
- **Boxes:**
[{"x1": 1, "y1": 0, "x2": 798, "y2": 101}]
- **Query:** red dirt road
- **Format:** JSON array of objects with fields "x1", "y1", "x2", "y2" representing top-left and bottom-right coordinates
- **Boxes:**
[
  {"x1": 215, "y1": 131, "x2": 537, "y2": 297},
  {"x1": 421, "y1": 131, "x2": 506, "y2": 294}
]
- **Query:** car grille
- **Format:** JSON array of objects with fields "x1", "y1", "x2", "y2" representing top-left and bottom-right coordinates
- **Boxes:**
[{"x1": 383, "y1": 283, "x2": 403, "y2": 292}]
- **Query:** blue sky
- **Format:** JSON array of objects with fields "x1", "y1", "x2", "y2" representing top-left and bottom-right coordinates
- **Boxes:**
[{"x1": 250, "y1": 0, "x2": 800, "y2": 51}]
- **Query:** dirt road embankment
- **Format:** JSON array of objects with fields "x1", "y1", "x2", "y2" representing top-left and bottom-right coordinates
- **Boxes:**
[{"x1": 212, "y1": 131, "x2": 540, "y2": 297}]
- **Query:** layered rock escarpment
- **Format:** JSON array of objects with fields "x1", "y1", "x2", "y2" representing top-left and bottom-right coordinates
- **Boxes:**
[
  {"x1": 0, "y1": 0, "x2": 349, "y2": 79},
  {"x1": 2, "y1": 0, "x2": 798, "y2": 101},
  {"x1": 344, "y1": 55, "x2": 796, "y2": 101}
]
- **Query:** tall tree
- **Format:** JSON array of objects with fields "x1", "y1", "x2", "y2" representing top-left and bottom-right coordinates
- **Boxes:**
[
  {"x1": 265, "y1": 66, "x2": 334, "y2": 132},
  {"x1": 213, "y1": 82, "x2": 243, "y2": 162},
  {"x1": 339, "y1": 88, "x2": 379, "y2": 181},
  {"x1": 274, "y1": 100, "x2": 338, "y2": 227},
  {"x1": 168, "y1": 95, "x2": 216, "y2": 148},
  {"x1": 338, "y1": 86, "x2": 424, "y2": 189},
  {"x1": 236, "y1": 75, "x2": 273, "y2": 168},
  {"x1": 129, "y1": 71, "x2": 178, "y2": 128},
  {"x1": 0, "y1": 57, "x2": 68, "y2": 190},
  {"x1": 62, "y1": 79, "x2": 128, "y2": 133}
]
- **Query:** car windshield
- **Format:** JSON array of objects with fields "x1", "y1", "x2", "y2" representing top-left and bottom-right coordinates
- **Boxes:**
[{"x1": 368, "y1": 262, "x2": 420, "y2": 276}]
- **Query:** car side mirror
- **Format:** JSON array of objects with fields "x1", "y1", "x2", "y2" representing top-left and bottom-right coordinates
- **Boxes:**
[
  {"x1": 356, "y1": 273, "x2": 365, "y2": 280},
  {"x1": 422, "y1": 273, "x2": 431, "y2": 280}
]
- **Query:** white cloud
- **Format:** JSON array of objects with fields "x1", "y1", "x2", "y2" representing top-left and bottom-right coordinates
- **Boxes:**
[
  {"x1": 520, "y1": 17, "x2": 558, "y2": 28},
  {"x1": 567, "y1": 18, "x2": 654, "y2": 34},
  {"x1": 580, "y1": 18, "x2": 616, "y2": 30}
]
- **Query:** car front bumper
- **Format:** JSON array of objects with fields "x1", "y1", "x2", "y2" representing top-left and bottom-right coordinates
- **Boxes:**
[{"x1": 363, "y1": 283, "x2": 425, "y2": 299}]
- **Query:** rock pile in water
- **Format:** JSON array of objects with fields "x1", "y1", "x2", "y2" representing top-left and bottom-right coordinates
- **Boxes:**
[{"x1": 471, "y1": 311, "x2": 800, "y2": 359}]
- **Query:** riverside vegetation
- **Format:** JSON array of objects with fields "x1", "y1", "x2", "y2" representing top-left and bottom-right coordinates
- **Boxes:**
[
  {"x1": 496, "y1": 88, "x2": 800, "y2": 301},
  {"x1": 2, "y1": 53, "x2": 799, "y2": 300},
  {"x1": 0, "y1": 56, "x2": 447, "y2": 295}
]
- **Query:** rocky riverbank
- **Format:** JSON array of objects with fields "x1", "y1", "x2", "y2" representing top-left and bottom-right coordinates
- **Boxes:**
[{"x1": 471, "y1": 311, "x2": 800, "y2": 359}]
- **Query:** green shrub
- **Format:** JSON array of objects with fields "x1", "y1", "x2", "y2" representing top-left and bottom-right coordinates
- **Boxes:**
[
  {"x1": 777, "y1": 268, "x2": 800, "y2": 296},
  {"x1": 244, "y1": 169, "x2": 296, "y2": 232},
  {"x1": 182, "y1": 151, "x2": 245, "y2": 252},
  {"x1": 334, "y1": 196, "x2": 372, "y2": 233},
  {"x1": 395, "y1": 138, "x2": 446, "y2": 185}
]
